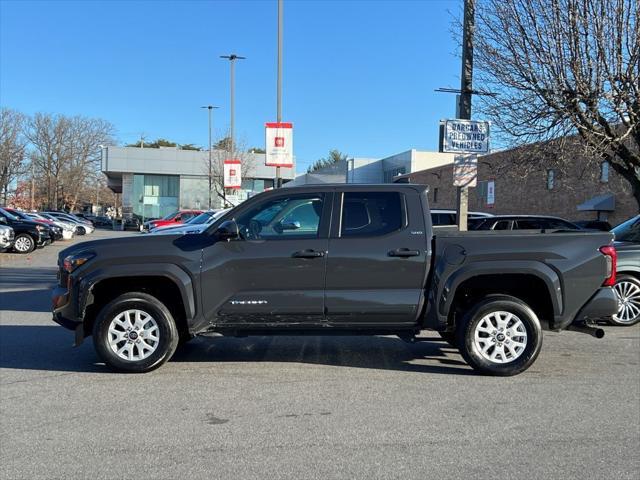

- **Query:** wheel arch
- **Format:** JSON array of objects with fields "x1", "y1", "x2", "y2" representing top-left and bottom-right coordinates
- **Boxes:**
[
  {"x1": 79, "y1": 266, "x2": 196, "y2": 341},
  {"x1": 442, "y1": 268, "x2": 558, "y2": 332}
]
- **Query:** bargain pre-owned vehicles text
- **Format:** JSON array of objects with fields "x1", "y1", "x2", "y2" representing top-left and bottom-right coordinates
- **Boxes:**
[{"x1": 52, "y1": 184, "x2": 619, "y2": 375}]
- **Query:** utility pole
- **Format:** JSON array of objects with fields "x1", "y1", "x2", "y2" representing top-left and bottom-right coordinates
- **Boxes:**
[
  {"x1": 456, "y1": 0, "x2": 475, "y2": 231},
  {"x1": 201, "y1": 105, "x2": 220, "y2": 209},
  {"x1": 276, "y1": 0, "x2": 283, "y2": 188}
]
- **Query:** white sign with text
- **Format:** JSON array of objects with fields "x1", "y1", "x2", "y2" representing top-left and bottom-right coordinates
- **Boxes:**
[
  {"x1": 265, "y1": 122, "x2": 293, "y2": 167},
  {"x1": 443, "y1": 119, "x2": 490, "y2": 154}
]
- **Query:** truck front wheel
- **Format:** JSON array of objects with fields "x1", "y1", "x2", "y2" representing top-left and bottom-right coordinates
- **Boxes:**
[
  {"x1": 92, "y1": 292, "x2": 179, "y2": 373},
  {"x1": 456, "y1": 295, "x2": 542, "y2": 376}
]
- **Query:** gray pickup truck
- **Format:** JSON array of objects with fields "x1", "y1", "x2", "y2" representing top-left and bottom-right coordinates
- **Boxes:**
[{"x1": 52, "y1": 184, "x2": 619, "y2": 375}]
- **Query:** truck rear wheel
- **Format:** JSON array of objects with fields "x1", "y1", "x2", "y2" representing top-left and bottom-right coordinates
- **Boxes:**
[
  {"x1": 92, "y1": 292, "x2": 179, "y2": 373},
  {"x1": 456, "y1": 295, "x2": 542, "y2": 376}
]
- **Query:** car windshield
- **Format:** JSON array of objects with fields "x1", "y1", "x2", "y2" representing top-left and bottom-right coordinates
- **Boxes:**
[
  {"x1": 0, "y1": 207, "x2": 19, "y2": 221},
  {"x1": 162, "y1": 211, "x2": 179, "y2": 220},
  {"x1": 187, "y1": 212, "x2": 212, "y2": 224},
  {"x1": 8, "y1": 210, "x2": 31, "y2": 220},
  {"x1": 612, "y1": 215, "x2": 640, "y2": 243}
]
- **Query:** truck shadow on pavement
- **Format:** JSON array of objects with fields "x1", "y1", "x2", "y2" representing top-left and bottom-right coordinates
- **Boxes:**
[
  {"x1": 0, "y1": 267, "x2": 57, "y2": 313},
  {"x1": 0, "y1": 326, "x2": 473, "y2": 375},
  {"x1": 171, "y1": 335, "x2": 474, "y2": 375}
]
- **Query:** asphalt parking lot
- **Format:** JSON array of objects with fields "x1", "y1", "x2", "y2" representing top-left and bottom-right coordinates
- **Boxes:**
[{"x1": 1, "y1": 229, "x2": 639, "y2": 480}]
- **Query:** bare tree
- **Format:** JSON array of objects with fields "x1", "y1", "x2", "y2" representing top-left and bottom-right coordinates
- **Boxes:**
[
  {"x1": 203, "y1": 136, "x2": 256, "y2": 207},
  {"x1": 24, "y1": 113, "x2": 113, "y2": 209},
  {"x1": 64, "y1": 117, "x2": 114, "y2": 210},
  {"x1": 473, "y1": 0, "x2": 640, "y2": 207},
  {"x1": 0, "y1": 108, "x2": 27, "y2": 204}
]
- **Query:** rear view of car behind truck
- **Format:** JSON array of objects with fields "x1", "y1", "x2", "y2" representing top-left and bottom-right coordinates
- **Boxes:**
[{"x1": 51, "y1": 184, "x2": 619, "y2": 375}]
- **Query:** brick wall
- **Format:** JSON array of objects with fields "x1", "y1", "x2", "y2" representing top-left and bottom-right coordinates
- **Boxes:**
[{"x1": 408, "y1": 149, "x2": 639, "y2": 227}]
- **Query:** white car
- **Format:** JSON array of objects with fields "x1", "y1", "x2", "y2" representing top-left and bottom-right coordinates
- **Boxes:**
[
  {"x1": 150, "y1": 209, "x2": 229, "y2": 236},
  {"x1": 26, "y1": 212, "x2": 75, "y2": 240},
  {"x1": 42, "y1": 212, "x2": 95, "y2": 235},
  {"x1": 0, "y1": 224, "x2": 15, "y2": 252}
]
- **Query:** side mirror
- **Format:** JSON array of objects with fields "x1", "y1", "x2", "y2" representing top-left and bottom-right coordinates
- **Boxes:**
[{"x1": 216, "y1": 219, "x2": 239, "y2": 241}]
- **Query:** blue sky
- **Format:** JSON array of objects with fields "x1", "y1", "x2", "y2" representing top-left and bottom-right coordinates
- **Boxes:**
[{"x1": 0, "y1": 0, "x2": 461, "y2": 172}]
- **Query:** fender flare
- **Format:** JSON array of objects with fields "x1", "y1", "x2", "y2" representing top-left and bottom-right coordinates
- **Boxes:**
[
  {"x1": 437, "y1": 260, "x2": 562, "y2": 321},
  {"x1": 78, "y1": 263, "x2": 197, "y2": 320}
]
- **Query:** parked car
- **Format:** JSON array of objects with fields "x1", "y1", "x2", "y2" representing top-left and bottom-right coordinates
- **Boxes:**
[
  {"x1": 471, "y1": 215, "x2": 582, "y2": 231},
  {"x1": 25, "y1": 212, "x2": 75, "y2": 240},
  {"x1": 609, "y1": 215, "x2": 640, "y2": 326},
  {"x1": 4, "y1": 208, "x2": 63, "y2": 241},
  {"x1": 43, "y1": 212, "x2": 95, "y2": 235},
  {"x1": 430, "y1": 209, "x2": 493, "y2": 227},
  {"x1": 0, "y1": 224, "x2": 15, "y2": 252},
  {"x1": 52, "y1": 184, "x2": 618, "y2": 375},
  {"x1": 92, "y1": 216, "x2": 114, "y2": 228},
  {"x1": 150, "y1": 209, "x2": 229, "y2": 235},
  {"x1": 574, "y1": 220, "x2": 613, "y2": 231},
  {"x1": 141, "y1": 210, "x2": 204, "y2": 233},
  {"x1": 0, "y1": 207, "x2": 52, "y2": 253},
  {"x1": 38, "y1": 213, "x2": 87, "y2": 236}
]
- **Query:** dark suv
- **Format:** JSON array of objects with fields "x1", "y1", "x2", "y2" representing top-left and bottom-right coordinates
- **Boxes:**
[{"x1": 0, "y1": 207, "x2": 52, "y2": 253}]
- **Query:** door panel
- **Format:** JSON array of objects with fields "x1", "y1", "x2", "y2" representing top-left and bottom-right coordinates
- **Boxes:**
[
  {"x1": 200, "y1": 192, "x2": 332, "y2": 327},
  {"x1": 324, "y1": 190, "x2": 429, "y2": 326}
]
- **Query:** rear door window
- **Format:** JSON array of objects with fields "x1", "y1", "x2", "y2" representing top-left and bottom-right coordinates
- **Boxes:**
[{"x1": 340, "y1": 192, "x2": 403, "y2": 237}]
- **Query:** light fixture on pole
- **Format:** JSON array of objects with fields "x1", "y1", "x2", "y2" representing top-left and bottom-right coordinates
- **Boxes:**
[
  {"x1": 201, "y1": 105, "x2": 220, "y2": 209},
  {"x1": 219, "y1": 54, "x2": 246, "y2": 158}
]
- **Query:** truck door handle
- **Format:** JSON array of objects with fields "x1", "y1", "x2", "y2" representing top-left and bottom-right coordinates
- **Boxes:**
[
  {"x1": 292, "y1": 249, "x2": 325, "y2": 258},
  {"x1": 388, "y1": 248, "x2": 420, "y2": 257}
]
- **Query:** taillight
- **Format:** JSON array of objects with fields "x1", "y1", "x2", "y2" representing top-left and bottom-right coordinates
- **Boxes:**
[{"x1": 599, "y1": 245, "x2": 617, "y2": 287}]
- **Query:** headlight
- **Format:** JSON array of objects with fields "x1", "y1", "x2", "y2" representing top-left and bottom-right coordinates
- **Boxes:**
[{"x1": 63, "y1": 252, "x2": 95, "y2": 273}]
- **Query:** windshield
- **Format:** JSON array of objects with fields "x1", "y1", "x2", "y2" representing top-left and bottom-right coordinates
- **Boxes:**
[
  {"x1": 162, "y1": 210, "x2": 179, "y2": 221},
  {"x1": 0, "y1": 207, "x2": 19, "y2": 221},
  {"x1": 8, "y1": 209, "x2": 31, "y2": 220},
  {"x1": 187, "y1": 212, "x2": 213, "y2": 224},
  {"x1": 612, "y1": 215, "x2": 640, "y2": 243}
]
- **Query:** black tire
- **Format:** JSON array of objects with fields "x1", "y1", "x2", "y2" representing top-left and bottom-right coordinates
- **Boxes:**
[
  {"x1": 437, "y1": 330, "x2": 458, "y2": 347},
  {"x1": 456, "y1": 295, "x2": 543, "y2": 376},
  {"x1": 12, "y1": 233, "x2": 35, "y2": 254},
  {"x1": 92, "y1": 292, "x2": 179, "y2": 373},
  {"x1": 76, "y1": 226, "x2": 86, "y2": 235},
  {"x1": 609, "y1": 274, "x2": 640, "y2": 326}
]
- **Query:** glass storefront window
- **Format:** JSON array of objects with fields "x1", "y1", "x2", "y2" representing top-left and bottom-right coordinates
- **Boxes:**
[
  {"x1": 133, "y1": 174, "x2": 179, "y2": 220},
  {"x1": 180, "y1": 176, "x2": 212, "y2": 210}
]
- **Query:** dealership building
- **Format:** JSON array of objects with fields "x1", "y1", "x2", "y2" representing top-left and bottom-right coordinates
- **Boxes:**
[
  {"x1": 101, "y1": 146, "x2": 294, "y2": 219},
  {"x1": 285, "y1": 150, "x2": 457, "y2": 186}
]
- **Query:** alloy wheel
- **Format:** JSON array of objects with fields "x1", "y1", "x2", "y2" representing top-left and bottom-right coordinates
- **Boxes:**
[
  {"x1": 473, "y1": 311, "x2": 528, "y2": 364},
  {"x1": 613, "y1": 281, "x2": 640, "y2": 324},
  {"x1": 108, "y1": 309, "x2": 160, "y2": 361},
  {"x1": 14, "y1": 236, "x2": 33, "y2": 252}
]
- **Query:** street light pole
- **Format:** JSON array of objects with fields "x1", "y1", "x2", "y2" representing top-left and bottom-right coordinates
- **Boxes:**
[
  {"x1": 201, "y1": 105, "x2": 219, "y2": 209},
  {"x1": 276, "y1": 0, "x2": 283, "y2": 188},
  {"x1": 220, "y1": 54, "x2": 246, "y2": 158}
]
